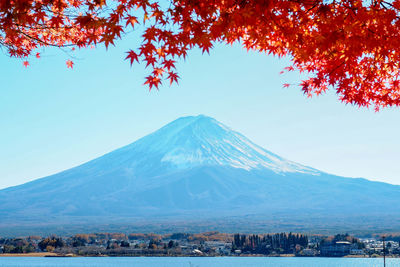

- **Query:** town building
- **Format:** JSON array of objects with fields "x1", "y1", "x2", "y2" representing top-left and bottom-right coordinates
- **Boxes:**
[{"x1": 320, "y1": 241, "x2": 352, "y2": 257}]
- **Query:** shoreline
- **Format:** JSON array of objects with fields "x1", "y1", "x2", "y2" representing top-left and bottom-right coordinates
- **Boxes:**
[
  {"x1": 1, "y1": 253, "x2": 399, "y2": 258},
  {"x1": 0, "y1": 252, "x2": 58, "y2": 257}
]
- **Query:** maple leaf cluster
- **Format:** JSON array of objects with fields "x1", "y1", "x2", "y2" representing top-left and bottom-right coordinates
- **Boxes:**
[{"x1": 2, "y1": 0, "x2": 400, "y2": 109}]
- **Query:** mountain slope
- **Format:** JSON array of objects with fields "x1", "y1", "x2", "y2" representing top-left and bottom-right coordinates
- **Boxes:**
[{"x1": 1, "y1": 115, "x2": 400, "y2": 233}]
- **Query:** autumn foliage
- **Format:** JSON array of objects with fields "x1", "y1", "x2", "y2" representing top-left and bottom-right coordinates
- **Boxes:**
[{"x1": 2, "y1": 0, "x2": 400, "y2": 109}]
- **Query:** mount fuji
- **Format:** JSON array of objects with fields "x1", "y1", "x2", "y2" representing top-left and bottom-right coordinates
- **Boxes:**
[{"x1": 1, "y1": 115, "x2": 400, "y2": 234}]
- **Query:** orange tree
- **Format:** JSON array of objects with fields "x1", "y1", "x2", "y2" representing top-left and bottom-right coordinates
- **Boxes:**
[{"x1": 2, "y1": 0, "x2": 400, "y2": 109}]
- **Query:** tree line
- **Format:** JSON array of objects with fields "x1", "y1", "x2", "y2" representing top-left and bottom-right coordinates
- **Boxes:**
[{"x1": 232, "y1": 232, "x2": 308, "y2": 254}]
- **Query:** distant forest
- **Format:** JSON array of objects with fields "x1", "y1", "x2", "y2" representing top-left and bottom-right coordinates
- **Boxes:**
[{"x1": 232, "y1": 233, "x2": 308, "y2": 254}]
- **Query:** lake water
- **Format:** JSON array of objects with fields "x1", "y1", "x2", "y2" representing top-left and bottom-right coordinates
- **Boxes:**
[{"x1": 0, "y1": 257, "x2": 399, "y2": 267}]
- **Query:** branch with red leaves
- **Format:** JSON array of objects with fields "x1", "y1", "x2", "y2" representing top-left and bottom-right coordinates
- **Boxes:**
[{"x1": 2, "y1": 0, "x2": 400, "y2": 109}]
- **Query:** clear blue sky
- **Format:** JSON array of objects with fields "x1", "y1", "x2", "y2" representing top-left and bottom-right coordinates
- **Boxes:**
[{"x1": 1, "y1": 35, "x2": 400, "y2": 189}]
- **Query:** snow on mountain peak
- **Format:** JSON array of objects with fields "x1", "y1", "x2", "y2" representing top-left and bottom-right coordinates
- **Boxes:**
[{"x1": 124, "y1": 115, "x2": 320, "y2": 175}]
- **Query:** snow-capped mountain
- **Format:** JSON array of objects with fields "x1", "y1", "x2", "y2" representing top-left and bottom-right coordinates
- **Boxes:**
[
  {"x1": 1, "y1": 115, "x2": 400, "y2": 234},
  {"x1": 105, "y1": 115, "x2": 319, "y2": 174}
]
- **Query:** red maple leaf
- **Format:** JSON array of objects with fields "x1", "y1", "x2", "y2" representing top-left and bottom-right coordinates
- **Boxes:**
[
  {"x1": 167, "y1": 72, "x2": 179, "y2": 85},
  {"x1": 125, "y1": 50, "x2": 139, "y2": 65},
  {"x1": 66, "y1": 60, "x2": 74, "y2": 69}
]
